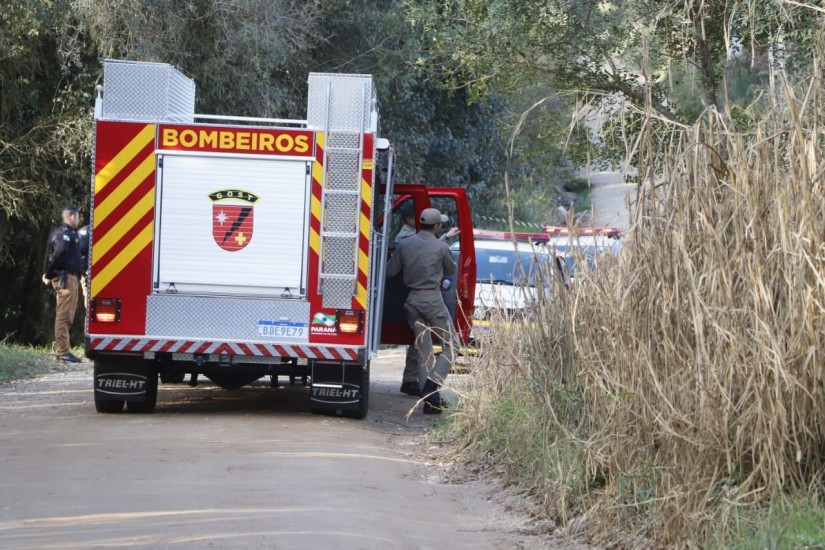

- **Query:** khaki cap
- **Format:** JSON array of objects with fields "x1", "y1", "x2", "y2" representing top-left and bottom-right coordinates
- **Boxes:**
[{"x1": 420, "y1": 208, "x2": 448, "y2": 225}]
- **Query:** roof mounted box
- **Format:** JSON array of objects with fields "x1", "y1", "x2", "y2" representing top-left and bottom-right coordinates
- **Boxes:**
[{"x1": 101, "y1": 60, "x2": 195, "y2": 123}]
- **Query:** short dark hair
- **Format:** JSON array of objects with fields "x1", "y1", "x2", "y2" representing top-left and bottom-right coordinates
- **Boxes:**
[
  {"x1": 398, "y1": 201, "x2": 415, "y2": 221},
  {"x1": 62, "y1": 204, "x2": 79, "y2": 214}
]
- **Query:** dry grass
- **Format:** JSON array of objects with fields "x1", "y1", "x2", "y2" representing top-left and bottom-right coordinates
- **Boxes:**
[{"x1": 446, "y1": 73, "x2": 825, "y2": 546}]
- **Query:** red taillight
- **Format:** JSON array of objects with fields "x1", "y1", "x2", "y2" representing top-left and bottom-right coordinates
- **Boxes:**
[
  {"x1": 337, "y1": 309, "x2": 363, "y2": 334},
  {"x1": 92, "y1": 297, "x2": 121, "y2": 323}
]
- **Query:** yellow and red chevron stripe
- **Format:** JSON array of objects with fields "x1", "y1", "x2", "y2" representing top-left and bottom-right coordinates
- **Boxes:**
[
  {"x1": 309, "y1": 132, "x2": 324, "y2": 263},
  {"x1": 91, "y1": 122, "x2": 156, "y2": 297},
  {"x1": 310, "y1": 132, "x2": 372, "y2": 310},
  {"x1": 355, "y1": 135, "x2": 374, "y2": 310}
]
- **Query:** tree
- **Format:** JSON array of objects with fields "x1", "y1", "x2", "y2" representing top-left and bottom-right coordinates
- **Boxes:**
[
  {"x1": 404, "y1": 0, "x2": 821, "y2": 125},
  {"x1": 0, "y1": 0, "x2": 512, "y2": 344},
  {"x1": 305, "y1": 0, "x2": 507, "y2": 191},
  {"x1": 0, "y1": 0, "x2": 97, "y2": 343}
]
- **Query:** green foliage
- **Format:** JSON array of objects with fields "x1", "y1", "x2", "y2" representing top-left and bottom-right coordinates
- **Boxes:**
[
  {"x1": 442, "y1": 353, "x2": 593, "y2": 522},
  {"x1": 1, "y1": 0, "x2": 96, "y2": 343},
  {"x1": 403, "y1": 0, "x2": 824, "y2": 168},
  {"x1": 0, "y1": 0, "x2": 513, "y2": 344},
  {"x1": 0, "y1": 342, "x2": 68, "y2": 383},
  {"x1": 720, "y1": 493, "x2": 825, "y2": 550},
  {"x1": 308, "y1": 0, "x2": 508, "y2": 189},
  {"x1": 76, "y1": 0, "x2": 327, "y2": 117}
]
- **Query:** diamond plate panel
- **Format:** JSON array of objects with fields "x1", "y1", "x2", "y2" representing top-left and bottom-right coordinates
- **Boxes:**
[
  {"x1": 307, "y1": 73, "x2": 374, "y2": 132},
  {"x1": 327, "y1": 150, "x2": 359, "y2": 190},
  {"x1": 323, "y1": 236, "x2": 356, "y2": 274},
  {"x1": 328, "y1": 133, "x2": 360, "y2": 148},
  {"x1": 322, "y1": 279, "x2": 355, "y2": 309},
  {"x1": 325, "y1": 195, "x2": 358, "y2": 232},
  {"x1": 146, "y1": 295, "x2": 310, "y2": 341},
  {"x1": 102, "y1": 60, "x2": 195, "y2": 123}
]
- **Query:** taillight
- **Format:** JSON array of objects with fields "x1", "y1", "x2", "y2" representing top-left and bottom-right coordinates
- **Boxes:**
[
  {"x1": 91, "y1": 297, "x2": 121, "y2": 323},
  {"x1": 337, "y1": 309, "x2": 363, "y2": 334}
]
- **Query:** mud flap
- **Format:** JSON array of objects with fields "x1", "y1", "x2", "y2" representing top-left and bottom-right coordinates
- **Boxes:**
[
  {"x1": 94, "y1": 354, "x2": 152, "y2": 403},
  {"x1": 309, "y1": 361, "x2": 369, "y2": 418}
]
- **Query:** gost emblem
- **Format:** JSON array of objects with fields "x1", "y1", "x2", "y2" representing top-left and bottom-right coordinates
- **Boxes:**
[{"x1": 209, "y1": 189, "x2": 259, "y2": 252}]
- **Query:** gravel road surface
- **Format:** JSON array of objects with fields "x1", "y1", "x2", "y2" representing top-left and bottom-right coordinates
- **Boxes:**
[{"x1": 0, "y1": 348, "x2": 558, "y2": 549}]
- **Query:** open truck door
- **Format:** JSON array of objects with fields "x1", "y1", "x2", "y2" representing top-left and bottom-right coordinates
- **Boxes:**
[{"x1": 376, "y1": 183, "x2": 475, "y2": 346}]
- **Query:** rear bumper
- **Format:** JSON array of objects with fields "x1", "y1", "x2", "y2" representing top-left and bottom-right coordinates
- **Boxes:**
[{"x1": 85, "y1": 335, "x2": 365, "y2": 363}]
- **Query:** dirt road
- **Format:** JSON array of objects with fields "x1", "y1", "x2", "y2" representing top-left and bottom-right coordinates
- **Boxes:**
[
  {"x1": 0, "y1": 349, "x2": 552, "y2": 549},
  {"x1": 583, "y1": 169, "x2": 637, "y2": 230}
]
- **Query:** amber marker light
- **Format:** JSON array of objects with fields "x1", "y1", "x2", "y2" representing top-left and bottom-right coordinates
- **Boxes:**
[
  {"x1": 92, "y1": 297, "x2": 121, "y2": 323},
  {"x1": 337, "y1": 309, "x2": 363, "y2": 334}
]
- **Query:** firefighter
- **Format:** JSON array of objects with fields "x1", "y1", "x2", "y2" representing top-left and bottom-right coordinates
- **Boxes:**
[
  {"x1": 394, "y1": 202, "x2": 460, "y2": 398},
  {"x1": 386, "y1": 207, "x2": 458, "y2": 414},
  {"x1": 42, "y1": 205, "x2": 83, "y2": 363}
]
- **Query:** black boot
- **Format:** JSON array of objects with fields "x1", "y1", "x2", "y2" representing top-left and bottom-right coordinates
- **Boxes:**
[
  {"x1": 421, "y1": 379, "x2": 445, "y2": 415},
  {"x1": 400, "y1": 381, "x2": 422, "y2": 397}
]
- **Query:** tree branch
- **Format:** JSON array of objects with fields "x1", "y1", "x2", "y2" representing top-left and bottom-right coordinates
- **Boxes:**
[{"x1": 601, "y1": 53, "x2": 683, "y2": 124}]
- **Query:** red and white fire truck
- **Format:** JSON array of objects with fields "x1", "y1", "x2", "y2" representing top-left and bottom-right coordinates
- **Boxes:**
[{"x1": 86, "y1": 60, "x2": 476, "y2": 418}]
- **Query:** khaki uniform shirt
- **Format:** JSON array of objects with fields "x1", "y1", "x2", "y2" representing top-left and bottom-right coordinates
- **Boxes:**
[
  {"x1": 394, "y1": 223, "x2": 416, "y2": 245},
  {"x1": 396, "y1": 223, "x2": 454, "y2": 246},
  {"x1": 387, "y1": 231, "x2": 456, "y2": 289}
]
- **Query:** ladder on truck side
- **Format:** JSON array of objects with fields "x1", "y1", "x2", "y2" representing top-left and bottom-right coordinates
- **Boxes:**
[
  {"x1": 306, "y1": 74, "x2": 378, "y2": 419},
  {"x1": 307, "y1": 74, "x2": 375, "y2": 310}
]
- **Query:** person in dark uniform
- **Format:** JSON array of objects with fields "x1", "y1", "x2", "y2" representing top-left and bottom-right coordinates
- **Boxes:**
[
  {"x1": 386, "y1": 207, "x2": 458, "y2": 414},
  {"x1": 77, "y1": 225, "x2": 90, "y2": 309},
  {"x1": 42, "y1": 205, "x2": 83, "y2": 363}
]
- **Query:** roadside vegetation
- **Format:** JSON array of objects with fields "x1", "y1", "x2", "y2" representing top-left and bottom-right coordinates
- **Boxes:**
[
  {"x1": 443, "y1": 37, "x2": 825, "y2": 550},
  {"x1": 0, "y1": 342, "x2": 71, "y2": 383}
]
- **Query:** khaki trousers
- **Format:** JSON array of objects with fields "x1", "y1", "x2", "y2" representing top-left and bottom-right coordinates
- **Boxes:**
[
  {"x1": 51, "y1": 274, "x2": 79, "y2": 355},
  {"x1": 402, "y1": 345, "x2": 420, "y2": 386},
  {"x1": 404, "y1": 289, "x2": 457, "y2": 386}
]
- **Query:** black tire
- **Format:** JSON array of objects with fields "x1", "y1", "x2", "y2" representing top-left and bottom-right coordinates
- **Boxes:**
[
  {"x1": 160, "y1": 370, "x2": 185, "y2": 384},
  {"x1": 94, "y1": 355, "x2": 126, "y2": 413},
  {"x1": 127, "y1": 364, "x2": 158, "y2": 413},
  {"x1": 95, "y1": 399, "x2": 125, "y2": 413},
  {"x1": 345, "y1": 365, "x2": 370, "y2": 419}
]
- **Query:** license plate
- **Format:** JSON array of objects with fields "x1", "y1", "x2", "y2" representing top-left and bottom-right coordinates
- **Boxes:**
[{"x1": 258, "y1": 321, "x2": 307, "y2": 339}]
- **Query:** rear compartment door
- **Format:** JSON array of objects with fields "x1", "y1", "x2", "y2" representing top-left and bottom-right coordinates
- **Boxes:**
[
  {"x1": 378, "y1": 184, "x2": 475, "y2": 345},
  {"x1": 426, "y1": 188, "x2": 476, "y2": 344},
  {"x1": 154, "y1": 154, "x2": 311, "y2": 297}
]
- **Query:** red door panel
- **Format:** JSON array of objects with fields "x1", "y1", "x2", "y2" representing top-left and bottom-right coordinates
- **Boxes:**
[{"x1": 378, "y1": 185, "x2": 475, "y2": 345}]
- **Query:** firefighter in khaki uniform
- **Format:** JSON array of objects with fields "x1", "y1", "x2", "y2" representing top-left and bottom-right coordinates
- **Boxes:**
[
  {"x1": 394, "y1": 202, "x2": 460, "y2": 397},
  {"x1": 42, "y1": 205, "x2": 83, "y2": 363},
  {"x1": 386, "y1": 207, "x2": 458, "y2": 414}
]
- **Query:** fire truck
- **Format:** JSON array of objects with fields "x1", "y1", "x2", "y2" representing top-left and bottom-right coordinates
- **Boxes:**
[{"x1": 86, "y1": 60, "x2": 476, "y2": 418}]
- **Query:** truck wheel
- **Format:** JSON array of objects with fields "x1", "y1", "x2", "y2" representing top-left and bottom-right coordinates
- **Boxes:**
[
  {"x1": 160, "y1": 369, "x2": 185, "y2": 384},
  {"x1": 345, "y1": 365, "x2": 370, "y2": 419},
  {"x1": 95, "y1": 399, "x2": 125, "y2": 413},
  {"x1": 127, "y1": 365, "x2": 158, "y2": 413}
]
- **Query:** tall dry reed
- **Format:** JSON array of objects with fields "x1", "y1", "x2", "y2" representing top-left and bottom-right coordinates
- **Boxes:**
[{"x1": 449, "y1": 76, "x2": 825, "y2": 546}]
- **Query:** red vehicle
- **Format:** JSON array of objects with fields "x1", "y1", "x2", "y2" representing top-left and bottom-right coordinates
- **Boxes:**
[{"x1": 86, "y1": 60, "x2": 475, "y2": 418}]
